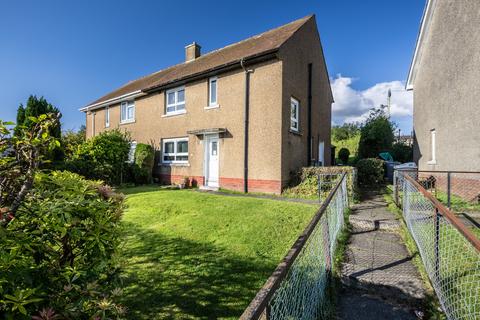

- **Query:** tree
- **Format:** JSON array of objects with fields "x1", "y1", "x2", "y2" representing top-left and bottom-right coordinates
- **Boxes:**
[
  {"x1": 61, "y1": 126, "x2": 86, "y2": 159},
  {"x1": 0, "y1": 114, "x2": 60, "y2": 225},
  {"x1": 332, "y1": 122, "x2": 361, "y2": 141},
  {"x1": 338, "y1": 147, "x2": 350, "y2": 164},
  {"x1": 357, "y1": 107, "x2": 395, "y2": 159},
  {"x1": 14, "y1": 95, "x2": 61, "y2": 139}
]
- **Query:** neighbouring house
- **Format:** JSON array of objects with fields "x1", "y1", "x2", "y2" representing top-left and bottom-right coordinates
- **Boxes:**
[
  {"x1": 407, "y1": 0, "x2": 480, "y2": 172},
  {"x1": 80, "y1": 15, "x2": 333, "y2": 193}
]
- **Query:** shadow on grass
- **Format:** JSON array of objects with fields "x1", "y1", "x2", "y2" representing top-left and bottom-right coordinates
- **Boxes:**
[
  {"x1": 120, "y1": 222, "x2": 275, "y2": 319},
  {"x1": 117, "y1": 185, "x2": 181, "y2": 196}
]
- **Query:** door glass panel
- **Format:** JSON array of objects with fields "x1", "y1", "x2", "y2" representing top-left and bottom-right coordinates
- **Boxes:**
[{"x1": 211, "y1": 141, "x2": 217, "y2": 155}]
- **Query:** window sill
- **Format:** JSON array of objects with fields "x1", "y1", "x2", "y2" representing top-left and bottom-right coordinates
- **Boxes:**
[
  {"x1": 159, "y1": 163, "x2": 190, "y2": 167},
  {"x1": 289, "y1": 129, "x2": 302, "y2": 136},
  {"x1": 205, "y1": 104, "x2": 220, "y2": 110},
  {"x1": 162, "y1": 111, "x2": 187, "y2": 118},
  {"x1": 427, "y1": 160, "x2": 437, "y2": 165},
  {"x1": 120, "y1": 120, "x2": 135, "y2": 125}
]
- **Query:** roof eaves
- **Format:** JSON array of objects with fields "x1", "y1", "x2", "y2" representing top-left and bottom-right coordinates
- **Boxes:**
[{"x1": 406, "y1": 0, "x2": 437, "y2": 90}]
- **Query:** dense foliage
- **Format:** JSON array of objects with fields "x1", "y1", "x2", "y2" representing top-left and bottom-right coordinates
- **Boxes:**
[
  {"x1": 338, "y1": 148, "x2": 350, "y2": 164},
  {"x1": 391, "y1": 142, "x2": 413, "y2": 163},
  {"x1": 332, "y1": 123, "x2": 360, "y2": 141},
  {"x1": 0, "y1": 171, "x2": 125, "y2": 319},
  {"x1": 356, "y1": 158, "x2": 385, "y2": 186},
  {"x1": 1, "y1": 116, "x2": 125, "y2": 319},
  {"x1": 14, "y1": 96, "x2": 61, "y2": 139},
  {"x1": 0, "y1": 114, "x2": 60, "y2": 225},
  {"x1": 283, "y1": 166, "x2": 357, "y2": 200},
  {"x1": 66, "y1": 130, "x2": 131, "y2": 185},
  {"x1": 61, "y1": 126, "x2": 86, "y2": 159},
  {"x1": 132, "y1": 143, "x2": 155, "y2": 185},
  {"x1": 357, "y1": 108, "x2": 395, "y2": 159}
]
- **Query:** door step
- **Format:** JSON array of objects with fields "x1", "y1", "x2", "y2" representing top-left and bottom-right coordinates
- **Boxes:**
[{"x1": 199, "y1": 185, "x2": 219, "y2": 191}]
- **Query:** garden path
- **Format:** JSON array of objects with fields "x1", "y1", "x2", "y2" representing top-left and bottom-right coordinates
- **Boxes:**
[{"x1": 336, "y1": 191, "x2": 428, "y2": 320}]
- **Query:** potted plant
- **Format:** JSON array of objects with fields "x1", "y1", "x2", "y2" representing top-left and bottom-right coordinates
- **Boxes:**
[{"x1": 179, "y1": 176, "x2": 190, "y2": 189}]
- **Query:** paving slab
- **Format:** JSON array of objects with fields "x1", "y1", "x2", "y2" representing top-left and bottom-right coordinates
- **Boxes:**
[{"x1": 336, "y1": 191, "x2": 428, "y2": 319}]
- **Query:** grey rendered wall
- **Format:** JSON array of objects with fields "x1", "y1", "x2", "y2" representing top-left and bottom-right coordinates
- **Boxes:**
[{"x1": 413, "y1": 0, "x2": 480, "y2": 171}]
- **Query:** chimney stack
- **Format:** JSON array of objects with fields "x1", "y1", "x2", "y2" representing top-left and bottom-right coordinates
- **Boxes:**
[{"x1": 185, "y1": 42, "x2": 201, "y2": 62}]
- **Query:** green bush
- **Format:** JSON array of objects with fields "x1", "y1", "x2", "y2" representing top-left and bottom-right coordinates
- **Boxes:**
[
  {"x1": 66, "y1": 130, "x2": 131, "y2": 185},
  {"x1": 338, "y1": 148, "x2": 350, "y2": 164},
  {"x1": 133, "y1": 143, "x2": 155, "y2": 185},
  {"x1": 0, "y1": 171, "x2": 125, "y2": 319},
  {"x1": 356, "y1": 158, "x2": 385, "y2": 186},
  {"x1": 391, "y1": 142, "x2": 413, "y2": 163},
  {"x1": 358, "y1": 108, "x2": 395, "y2": 159},
  {"x1": 283, "y1": 166, "x2": 357, "y2": 200}
]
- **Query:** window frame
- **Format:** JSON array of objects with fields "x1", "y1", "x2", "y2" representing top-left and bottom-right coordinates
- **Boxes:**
[
  {"x1": 208, "y1": 77, "x2": 218, "y2": 107},
  {"x1": 162, "y1": 137, "x2": 189, "y2": 164},
  {"x1": 105, "y1": 106, "x2": 110, "y2": 128},
  {"x1": 290, "y1": 97, "x2": 300, "y2": 132},
  {"x1": 428, "y1": 129, "x2": 436, "y2": 164},
  {"x1": 165, "y1": 86, "x2": 186, "y2": 115},
  {"x1": 120, "y1": 100, "x2": 135, "y2": 123}
]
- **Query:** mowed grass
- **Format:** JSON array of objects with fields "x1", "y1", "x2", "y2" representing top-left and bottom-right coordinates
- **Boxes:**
[{"x1": 118, "y1": 186, "x2": 317, "y2": 319}]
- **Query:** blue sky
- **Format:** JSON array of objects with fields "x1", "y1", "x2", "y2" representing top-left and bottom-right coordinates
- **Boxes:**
[{"x1": 0, "y1": 0, "x2": 424, "y2": 134}]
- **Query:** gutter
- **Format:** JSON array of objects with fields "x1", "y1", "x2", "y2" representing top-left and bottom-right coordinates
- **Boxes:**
[
  {"x1": 80, "y1": 50, "x2": 279, "y2": 113},
  {"x1": 79, "y1": 90, "x2": 147, "y2": 112},
  {"x1": 307, "y1": 63, "x2": 313, "y2": 165}
]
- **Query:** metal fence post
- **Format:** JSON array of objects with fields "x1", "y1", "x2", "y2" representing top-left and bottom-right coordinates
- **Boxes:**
[
  {"x1": 318, "y1": 174, "x2": 322, "y2": 204},
  {"x1": 394, "y1": 172, "x2": 399, "y2": 206},
  {"x1": 434, "y1": 208, "x2": 441, "y2": 278},
  {"x1": 447, "y1": 172, "x2": 451, "y2": 209}
]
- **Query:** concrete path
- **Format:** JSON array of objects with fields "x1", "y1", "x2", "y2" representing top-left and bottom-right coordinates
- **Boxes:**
[{"x1": 336, "y1": 191, "x2": 427, "y2": 320}]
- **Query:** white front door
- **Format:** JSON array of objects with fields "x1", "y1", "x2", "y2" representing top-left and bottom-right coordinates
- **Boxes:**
[
  {"x1": 205, "y1": 135, "x2": 219, "y2": 187},
  {"x1": 319, "y1": 141, "x2": 325, "y2": 166}
]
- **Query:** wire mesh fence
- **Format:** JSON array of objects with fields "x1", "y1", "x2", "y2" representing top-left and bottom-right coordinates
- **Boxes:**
[
  {"x1": 401, "y1": 172, "x2": 480, "y2": 320},
  {"x1": 394, "y1": 170, "x2": 480, "y2": 216},
  {"x1": 240, "y1": 173, "x2": 348, "y2": 320}
]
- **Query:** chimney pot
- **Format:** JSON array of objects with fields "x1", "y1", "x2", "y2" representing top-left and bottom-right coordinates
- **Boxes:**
[{"x1": 185, "y1": 42, "x2": 201, "y2": 62}]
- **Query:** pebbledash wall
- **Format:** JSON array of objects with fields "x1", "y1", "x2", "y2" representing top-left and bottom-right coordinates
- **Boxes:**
[
  {"x1": 85, "y1": 17, "x2": 332, "y2": 194},
  {"x1": 409, "y1": 0, "x2": 480, "y2": 172}
]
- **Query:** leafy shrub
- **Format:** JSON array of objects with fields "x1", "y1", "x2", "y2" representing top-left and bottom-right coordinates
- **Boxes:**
[
  {"x1": 356, "y1": 158, "x2": 385, "y2": 186},
  {"x1": 0, "y1": 171, "x2": 125, "y2": 319},
  {"x1": 358, "y1": 108, "x2": 395, "y2": 159},
  {"x1": 338, "y1": 148, "x2": 350, "y2": 164},
  {"x1": 66, "y1": 130, "x2": 131, "y2": 185},
  {"x1": 391, "y1": 142, "x2": 413, "y2": 163},
  {"x1": 132, "y1": 143, "x2": 155, "y2": 185},
  {"x1": 283, "y1": 166, "x2": 357, "y2": 200}
]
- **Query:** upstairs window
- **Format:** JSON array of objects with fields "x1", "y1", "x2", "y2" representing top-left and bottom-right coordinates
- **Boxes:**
[
  {"x1": 121, "y1": 101, "x2": 135, "y2": 123},
  {"x1": 105, "y1": 106, "x2": 110, "y2": 127},
  {"x1": 162, "y1": 137, "x2": 189, "y2": 164},
  {"x1": 166, "y1": 87, "x2": 185, "y2": 115},
  {"x1": 209, "y1": 77, "x2": 218, "y2": 106},
  {"x1": 290, "y1": 97, "x2": 299, "y2": 132}
]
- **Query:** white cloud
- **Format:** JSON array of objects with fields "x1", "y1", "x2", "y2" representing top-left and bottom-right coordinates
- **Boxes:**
[{"x1": 331, "y1": 75, "x2": 413, "y2": 130}]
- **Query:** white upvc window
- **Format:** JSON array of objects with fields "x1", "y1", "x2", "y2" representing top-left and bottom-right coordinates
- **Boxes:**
[
  {"x1": 428, "y1": 129, "x2": 436, "y2": 164},
  {"x1": 105, "y1": 106, "x2": 110, "y2": 127},
  {"x1": 162, "y1": 137, "x2": 189, "y2": 164},
  {"x1": 166, "y1": 86, "x2": 186, "y2": 115},
  {"x1": 208, "y1": 77, "x2": 218, "y2": 106},
  {"x1": 290, "y1": 97, "x2": 299, "y2": 132},
  {"x1": 128, "y1": 141, "x2": 137, "y2": 164},
  {"x1": 120, "y1": 100, "x2": 135, "y2": 123}
]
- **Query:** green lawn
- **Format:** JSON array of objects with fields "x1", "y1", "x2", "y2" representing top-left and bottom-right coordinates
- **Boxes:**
[{"x1": 118, "y1": 186, "x2": 317, "y2": 319}]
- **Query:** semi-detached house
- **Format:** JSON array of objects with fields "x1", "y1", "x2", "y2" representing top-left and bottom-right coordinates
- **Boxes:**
[{"x1": 81, "y1": 15, "x2": 333, "y2": 194}]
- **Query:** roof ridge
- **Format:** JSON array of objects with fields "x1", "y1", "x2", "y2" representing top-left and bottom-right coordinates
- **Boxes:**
[{"x1": 123, "y1": 15, "x2": 313, "y2": 84}]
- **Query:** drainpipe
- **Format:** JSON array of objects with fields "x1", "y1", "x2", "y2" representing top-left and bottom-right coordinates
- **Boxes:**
[
  {"x1": 90, "y1": 110, "x2": 96, "y2": 137},
  {"x1": 307, "y1": 63, "x2": 313, "y2": 166},
  {"x1": 241, "y1": 58, "x2": 253, "y2": 193}
]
